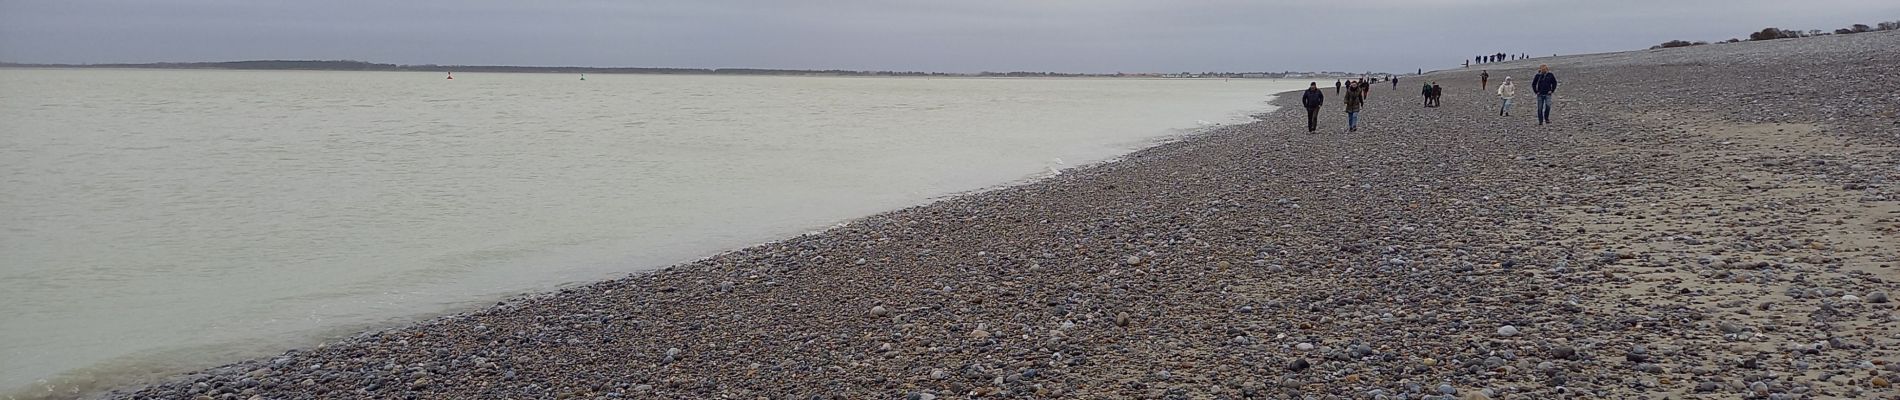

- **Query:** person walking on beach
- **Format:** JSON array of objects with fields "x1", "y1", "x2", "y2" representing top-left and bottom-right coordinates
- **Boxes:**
[
  {"x1": 1392, "y1": 76, "x2": 1399, "y2": 90},
  {"x1": 1302, "y1": 82, "x2": 1325, "y2": 133},
  {"x1": 1344, "y1": 81, "x2": 1364, "y2": 132},
  {"x1": 1532, "y1": 65, "x2": 1559, "y2": 124},
  {"x1": 1421, "y1": 81, "x2": 1433, "y2": 107},
  {"x1": 1336, "y1": 79, "x2": 1342, "y2": 94},
  {"x1": 1496, "y1": 76, "x2": 1516, "y2": 116},
  {"x1": 1480, "y1": 70, "x2": 1489, "y2": 90}
]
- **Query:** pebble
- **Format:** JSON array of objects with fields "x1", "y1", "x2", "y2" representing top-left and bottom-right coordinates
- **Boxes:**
[
  {"x1": 869, "y1": 305, "x2": 889, "y2": 317},
  {"x1": 1496, "y1": 325, "x2": 1518, "y2": 337},
  {"x1": 1549, "y1": 346, "x2": 1577, "y2": 360},
  {"x1": 1868, "y1": 291, "x2": 1890, "y2": 303},
  {"x1": 1695, "y1": 381, "x2": 1719, "y2": 392},
  {"x1": 1287, "y1": 358, "x2": 1310, "y2": 372},
  {"x1": 1350, "y1": 344, "x2": 1374, "y2": 358}
]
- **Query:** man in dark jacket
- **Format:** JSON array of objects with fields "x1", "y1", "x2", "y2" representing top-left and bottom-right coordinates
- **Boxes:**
[
  {"x1": 1302, "y1": 83, "x2": 1325, "y2": 133},
  {"x1": 1335, "y1": 79, "x2": 1342, "y2": 94},
  {"x1": 1532, "y1": 64, "x2": 1559, "y2": 125}
]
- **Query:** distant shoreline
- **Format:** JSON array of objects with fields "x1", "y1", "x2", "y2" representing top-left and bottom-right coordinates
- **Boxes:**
[
  {"x1": 0, "y1": 60, "x2": 1364, "y2": 79},
  {"x1": 0, "y1": 67, "x2": 1309, "y2": 81}
]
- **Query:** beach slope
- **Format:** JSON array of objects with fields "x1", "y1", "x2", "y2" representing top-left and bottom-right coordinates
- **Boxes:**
[{"x1": 101, "y1": 31, "x2": 1899, "y2": 399}]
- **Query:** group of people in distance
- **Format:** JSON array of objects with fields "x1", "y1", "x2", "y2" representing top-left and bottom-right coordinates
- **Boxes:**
[
  {"x1": 1464, "y1": 52, "x2": 1531, "y2": 67},
  {"x1": 1300, "y1": 64, "x2": 1560, "y2": 133},
  {"x1": 1476, "y1": 52, "x2": 1528, "y2": 64},
  {"x1": 1333, "y1": 77, "x2": 1392, "y2": 95}
]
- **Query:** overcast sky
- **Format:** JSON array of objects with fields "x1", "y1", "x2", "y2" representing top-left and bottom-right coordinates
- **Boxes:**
[{"x1": 2, "y1": 0, "x2": 1896, "y2": 73}]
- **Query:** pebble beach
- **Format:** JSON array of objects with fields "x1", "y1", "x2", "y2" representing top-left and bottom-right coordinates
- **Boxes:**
[{"x1": 94, "y1": 31, "x2": 1900, "y2": 399}]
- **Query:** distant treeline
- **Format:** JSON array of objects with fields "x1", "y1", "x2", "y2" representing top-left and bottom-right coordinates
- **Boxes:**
[
  {"x1": 0, "y1": 60, "x2": 1313, "y2": 78},
  {"x1": 1653, "y1": 20, "x2": 1900, "y2": 49}
]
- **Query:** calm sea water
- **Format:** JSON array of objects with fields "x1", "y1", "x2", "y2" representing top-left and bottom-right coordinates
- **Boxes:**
[{"x1": 0, "y1": 68, "x2": 1299, "y2": 397}]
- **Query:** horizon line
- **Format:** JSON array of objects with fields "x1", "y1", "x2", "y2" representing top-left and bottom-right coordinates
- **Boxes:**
[{"x1": 0, "y1": 59, "x2": 1399, "y2": 76}]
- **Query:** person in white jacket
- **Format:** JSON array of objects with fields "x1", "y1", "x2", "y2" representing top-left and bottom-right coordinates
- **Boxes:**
[{"x1": 1496, "y1": 77, "x2": 1516, "y2": 117}]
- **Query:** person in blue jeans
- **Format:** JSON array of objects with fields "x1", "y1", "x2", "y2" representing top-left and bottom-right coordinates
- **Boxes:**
[
  {"x1": 1343, "y1": 81, "x2": 1364, "y2": 132},
  {"x1": 1495, "y1": 77, "x2": 1516, "y2": 116},
  {"x1": 1532, "y1": 65, "x2": 1559, "y2": 125}
]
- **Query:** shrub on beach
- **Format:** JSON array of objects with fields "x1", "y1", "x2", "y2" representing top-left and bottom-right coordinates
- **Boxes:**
[
  {"x1": 1756, "y1": 21, "x2": 1898, "y2": 40},
  {"x1": 1749, "y1": 28, "x2": 1784, "y2": 40},
  {"x1": 1650, "y1": 40, "x2": 1707, "y2": 49},
  {"x1": 1835, "y1": 23, "x2": 1884, "y2": 34},
  {"x1": 1632, "y1": 20, "x2": 1900, "y2": 50}
]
